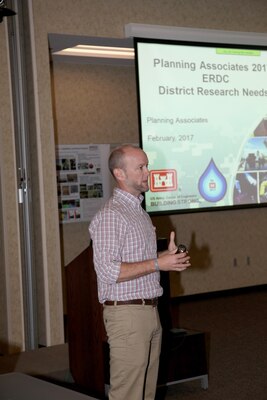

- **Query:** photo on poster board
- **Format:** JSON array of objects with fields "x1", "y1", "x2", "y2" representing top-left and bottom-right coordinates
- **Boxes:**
[{"x1": 56, "y1": 144, "x2": 111, "y2": 223}]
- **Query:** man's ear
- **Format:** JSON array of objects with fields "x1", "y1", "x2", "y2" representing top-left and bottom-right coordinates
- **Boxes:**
[{"x1": 113, "y1": 168, "x2": 126, "y2": 181}]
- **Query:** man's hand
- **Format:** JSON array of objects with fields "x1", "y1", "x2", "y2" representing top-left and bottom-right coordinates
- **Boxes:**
[
  {"x1": 168, "y1": 231, "x2": 178, "y2": 253},
  {"x1": 158, "y1": 251, "x2": 191, "y2": 272},
  {"x1": 157, "y1": 230, "x2": 190, "y2": 272}
]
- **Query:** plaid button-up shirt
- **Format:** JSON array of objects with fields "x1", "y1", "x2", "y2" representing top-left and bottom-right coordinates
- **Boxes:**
[{"x1": 89, "y1": 188, "x2": 163, "y2": 303}]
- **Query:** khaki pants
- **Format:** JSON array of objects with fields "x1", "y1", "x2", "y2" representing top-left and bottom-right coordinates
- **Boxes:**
[{"x1": 103, "y1": 304, "x2": 162, "y2": 400}]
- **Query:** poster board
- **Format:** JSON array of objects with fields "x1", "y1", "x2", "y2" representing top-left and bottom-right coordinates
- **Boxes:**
[{"x1": 56, "y1": 144, "x2": 110, "y2": 223}]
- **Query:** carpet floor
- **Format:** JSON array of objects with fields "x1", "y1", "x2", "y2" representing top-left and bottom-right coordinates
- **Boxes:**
[
  {"x1": 164, "y1": 286, "x2": 267, "y2": 400},
  {"x1": 1, "y1": 286, "x2": 267, "y2": 400}
]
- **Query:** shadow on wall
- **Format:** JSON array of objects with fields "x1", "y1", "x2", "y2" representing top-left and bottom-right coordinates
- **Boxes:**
[
  {"x1": 152, "y1": 216, "x2": 212, "y2": 295},
  {"x1": 171, "y1": 230, "x2": 212, "y2": 297},
  {"x1": 188, "y1": 231, "x2": 212, "y2": 270}
]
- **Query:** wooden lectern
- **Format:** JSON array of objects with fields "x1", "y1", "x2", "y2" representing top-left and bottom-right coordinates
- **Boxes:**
[{"x1": 66, "y1": 244, "x2": 107, "y2": 399}]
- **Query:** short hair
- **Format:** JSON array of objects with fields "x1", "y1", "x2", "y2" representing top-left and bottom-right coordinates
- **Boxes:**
[{"x1": 108, "y1": 144, "x2": 138, "y2": 177}]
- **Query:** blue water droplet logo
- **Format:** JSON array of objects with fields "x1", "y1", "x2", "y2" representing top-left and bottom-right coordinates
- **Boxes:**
[{"x1": 198, "y1": 159, "x2": 227, "y2": 202}]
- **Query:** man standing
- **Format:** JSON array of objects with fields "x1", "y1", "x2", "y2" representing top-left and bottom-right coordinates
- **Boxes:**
[{"x1": 89, "y1": 145, "x2": 190, "y2": 400}]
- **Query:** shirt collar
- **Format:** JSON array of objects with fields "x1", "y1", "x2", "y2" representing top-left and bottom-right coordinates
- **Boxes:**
[{"x1": 114, "y1": 187, "x2": 144, "y2": 208}]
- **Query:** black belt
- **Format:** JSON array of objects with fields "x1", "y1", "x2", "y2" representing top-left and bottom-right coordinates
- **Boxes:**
[{"x1": 104, "y1": 298, "x2": 158, "y2": 307}]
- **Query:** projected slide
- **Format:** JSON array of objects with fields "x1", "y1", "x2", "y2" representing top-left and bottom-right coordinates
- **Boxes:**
[{"x1": 135, "y1": 39, "x2": 267, "y2": 214}]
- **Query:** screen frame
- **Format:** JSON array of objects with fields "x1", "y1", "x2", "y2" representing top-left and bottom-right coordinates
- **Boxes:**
[{"x1": 134, "y1": 36, "x2": 267, "y2": 216}]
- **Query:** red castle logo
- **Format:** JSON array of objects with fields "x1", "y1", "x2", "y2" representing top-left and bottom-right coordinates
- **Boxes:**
[{"x1": 150, "y1": 169, "x2": 177, "y2": 192}]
